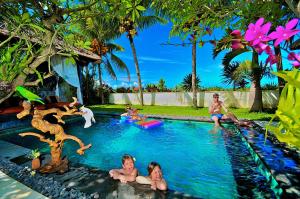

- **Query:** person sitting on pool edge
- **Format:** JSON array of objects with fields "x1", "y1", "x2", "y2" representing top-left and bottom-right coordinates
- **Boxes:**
[
  {"x1": 109, "y1": 154, "x2": 138, "y2": 183},
  {"x1": 136, "y1": 162, "x2": 167, "y2": 191},
  {"x1": 209, "y1": 93, "x2": 251, "y2": 127}
]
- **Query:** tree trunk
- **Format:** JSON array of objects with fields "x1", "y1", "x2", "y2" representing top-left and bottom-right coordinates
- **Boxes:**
[
  {"x1": 285, "y1": 0, "x2": 300, "y2": 17},
  {"x1": 97, "y1": 63, "x2": 104, "y2": 104},
  {"x1": 128, "y1": 35, "x2": 144, "y2": 106},
  {"x1": 192, "y1": 38, "x2": 197, "y2": 108},
  {"x1": 85, "y1": 65, "x2": 89, "y2": 103},
  {"x1": 249, "y1": 51, "x2": 263, "y2": 112},
  {"x1": 274, "y1": 46, "x2": 284, "y2": 94}
]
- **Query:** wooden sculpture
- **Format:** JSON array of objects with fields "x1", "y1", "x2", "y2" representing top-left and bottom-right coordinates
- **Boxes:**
[{"x1": 17, "y1": 98, "x2": 91, "y2": 173}]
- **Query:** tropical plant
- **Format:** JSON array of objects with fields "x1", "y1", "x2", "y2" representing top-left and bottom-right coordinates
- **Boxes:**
[
  {"x1": 157, "y1": 78, "x2": 166, "y2": 92},
  {"x1": 117, "y1": 0, "x2": 166, "y2": 105},
  {"x1": 221, "y1": 61, "x2": 249, "y2": 89},
  {"x1": 233, "y1": 14, "x2": 300, "y2": 148},
  {"x1": 145, "y1": 83, "x2": 158, "y2": 92},
  {"x1": 28, "y1": 149, "x2": 40, "y2": 159},
  {"x1": 262, "y1": 82, "x2": 278, "y2": 90},
  {"x1": 214, "y1": 29, "x2": 267, "y2": 112},
  {"x1": 181, "y1": 74, "x2": 200, "y2": 92},
  {"x1": 266, "y1": 69, "x2": 300, "y2": 148},
  {"x1": 84, "y1": 12, "x2": 130, "y2": 105},
  {"x1": 116, "y1": 87, "x2": 130, "y2": 93}
]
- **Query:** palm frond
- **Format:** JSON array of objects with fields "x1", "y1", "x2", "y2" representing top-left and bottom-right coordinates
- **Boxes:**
[
  {"x1": 234, "y1": 60, "x2": 252, "y2": 80},
  {"x1": 222, "y1": 48, "x2": 250, "y2": 67},
  {"x1": 103, "y1": 59, "x2": 117, "y2": 80},
  {"x1": 221, "y1": 61, "x2": 239, "y2": 85},
  {"x1": 213, "y1": 34, "x2": 232, "y2": 59},
  {"x1": 137, "y1": 15, "x2": 167, "y2": 30},
  {"x1": 110, "y1": 53, "x2": 130, "y2": 81},
  {"x1": 106, "y1": 43, "x2": 124, "y2": 52}
]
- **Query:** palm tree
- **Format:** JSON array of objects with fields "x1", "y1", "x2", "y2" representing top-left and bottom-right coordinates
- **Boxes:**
[
  {"x1": 182, "y1": 73, "x2": 200, "y2": 92},
  {"x1": 213, "y1": 30, "x2": 265, "y2": 112},
  {"x1": 118, "y1": 1, "x2": 166, "y2": 105},
  {"x1": 221, "y1": 61, "x2": 249, "y2": 89},
  {"x1": 83, "y1": 14, "x2": 130, "y2": 104}
]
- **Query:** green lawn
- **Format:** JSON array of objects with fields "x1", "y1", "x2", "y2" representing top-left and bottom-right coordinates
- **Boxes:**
[{"x1": 89, "y1": 104, "x2": 274, "y2": 121}]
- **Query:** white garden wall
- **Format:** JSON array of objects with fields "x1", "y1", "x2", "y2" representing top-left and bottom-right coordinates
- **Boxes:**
[{"x1": 109, "y1": 90, "x2": 279, "y2": 108}]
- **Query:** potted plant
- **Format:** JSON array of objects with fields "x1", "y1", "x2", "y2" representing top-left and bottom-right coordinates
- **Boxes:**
[{"x1": 28, "y1": 149, "x2": 41, "y2": 170}]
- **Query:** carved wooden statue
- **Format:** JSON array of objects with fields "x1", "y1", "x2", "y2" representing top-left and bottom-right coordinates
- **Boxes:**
[{"x1": 17, "y1": 98, "x2": 92, "y2": 173}]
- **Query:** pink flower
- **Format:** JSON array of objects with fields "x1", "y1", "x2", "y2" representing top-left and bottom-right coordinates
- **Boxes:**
[
  {"x1": 253, "y1": 43, "x2": 269, "y2": 55},
  {"x1": 231, "y1": 30, "x2": 242, "y2": 38},
  {"x1": 245, "y1": 18, "x2": 272, "y2": 46},
  {"x1": 231, "y1": 40, "x2": 244, "y2": 49},
  {"x1": 288, "y1": 52, "x2": 300, "y2": 68},
  {"x1": 231, "y1": 30, "x2": 245, "y2": 49},
  {"x1": 268, "y1": 18, "x2": 300, "y2": 47},
  {"x1": 266, "y1": 53, "x2": 278, "y2": 65}
]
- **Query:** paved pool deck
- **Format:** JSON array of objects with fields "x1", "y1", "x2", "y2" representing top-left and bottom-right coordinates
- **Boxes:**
[{"x1": 0, "y1": 140, "x2": 48, "y2": 199}]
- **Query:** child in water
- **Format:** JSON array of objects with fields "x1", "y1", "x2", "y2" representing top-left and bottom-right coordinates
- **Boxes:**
[
  {"x1": 109, "y1": 154, "x2": 138, "y2": 183},
  {"x1": 136, "y1": 162, "x2": 167, "y2": 191}
]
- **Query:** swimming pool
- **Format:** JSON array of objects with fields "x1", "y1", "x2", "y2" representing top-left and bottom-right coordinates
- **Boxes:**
[{"x1": 0, "y1": 115, "x2": 276, "y2": 198}]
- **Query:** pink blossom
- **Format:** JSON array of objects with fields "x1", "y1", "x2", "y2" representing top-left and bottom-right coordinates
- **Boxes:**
[
  {"x1": 231, "y1": 30, "x2": 242, "y2": 38},
  {"x1": 245, "y1": 18, "x2": 272, "y2": 46},
  {"x1": 231, "y1": 40, "x2": 244, "y2": 49},
  {"x1": 266, "y1": 53, "x2": 278, "y2": 65},
  {"x1": 253, "y1": 43, "x2": 269, "y2": 55},
  {"x1": 287, "y1": 52, "x2": 300, "y2": 68},
  {"x1": 231, "y1": 30, "x2": 244, "y2": 49},
  {"x1": 268, "y1": 18, "x2": 300, "y2": 47}
]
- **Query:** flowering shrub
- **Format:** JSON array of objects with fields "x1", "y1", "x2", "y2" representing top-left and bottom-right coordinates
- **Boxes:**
[{"x1": 232, "y1": 18, "x2": 300, "y2": 148}]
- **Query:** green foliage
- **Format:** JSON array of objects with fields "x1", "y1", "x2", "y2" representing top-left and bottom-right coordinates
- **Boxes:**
[
  {"x1": 28, "y1": 149, "x2": 40, "y2": 159},
  {"x1": 181, "y1": 74, "x2": 200, "y2": 92},
  {"x1": 266, "y1": 69, "x2": 300, "y2": 148},
  {"x1": 157, "y1": 78, "x2": 166, "y2": 91},
  {"x1": 262, "y1": 82, "x2": 278, "y2": 90},
  {"x1": 0, "y1": 40, "x2": 34, "y2": 83},
  {"x1": 116, "y1": 87, "x2": 131, "y2": 93},
  {"x1": 145, "y1": 83, "x2": 158, "y2": 92}
]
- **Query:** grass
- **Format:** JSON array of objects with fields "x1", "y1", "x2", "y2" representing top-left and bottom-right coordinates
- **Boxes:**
[{"x1": 89, "y1": 104, "x2": 274, "y2": 121}]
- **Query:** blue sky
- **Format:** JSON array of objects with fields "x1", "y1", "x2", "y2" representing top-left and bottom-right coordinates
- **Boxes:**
[{"x1": 101, "y1": 22, "x2": 289, "y2": 89}]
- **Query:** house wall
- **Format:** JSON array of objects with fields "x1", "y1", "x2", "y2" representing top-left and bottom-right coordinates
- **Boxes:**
[{"x1": 109, "y1": 90, "x2": 279, "y2": 108}]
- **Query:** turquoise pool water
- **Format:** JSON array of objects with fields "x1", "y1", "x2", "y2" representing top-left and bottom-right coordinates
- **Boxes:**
[{"x1": 0, "y1": 115, "x2": 275, "y2": 198}]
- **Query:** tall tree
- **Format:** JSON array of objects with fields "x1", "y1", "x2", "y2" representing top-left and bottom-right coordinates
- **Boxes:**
[
  {"x1": 84, "y1": 12, "x2": 130, "y2": 104},
  {"x1": 152, "y1": 0, "x2": 242, "y2": 108},
  {"x1": 117, "y1": 0, "x2": 166, "y2": 106}
]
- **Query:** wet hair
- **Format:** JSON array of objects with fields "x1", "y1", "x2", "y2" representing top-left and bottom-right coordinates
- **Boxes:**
[
  {"x1": 147, "y1": 162, "x2": 161, "y2": 176},
  {"x1": 122, "y1": 154, "x2": 134, "y2": 164},
  {"x1": 213, "y1": 93, "x2": 219, "y2": 98}
]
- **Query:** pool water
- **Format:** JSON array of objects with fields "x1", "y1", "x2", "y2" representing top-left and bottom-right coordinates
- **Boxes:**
[{"x1": 0, "y1": 115, "x2": 275, "y2": 198}]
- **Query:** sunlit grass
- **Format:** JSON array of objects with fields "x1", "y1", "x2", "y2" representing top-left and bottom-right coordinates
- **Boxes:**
[{"x1": 89, "y1": 104, "x2": 274, "y2": 121}]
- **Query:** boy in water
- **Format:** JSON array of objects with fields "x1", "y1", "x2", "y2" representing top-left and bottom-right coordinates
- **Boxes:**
[{"x1": 109, "y1": 154, "x2": 138, "y2": 183}]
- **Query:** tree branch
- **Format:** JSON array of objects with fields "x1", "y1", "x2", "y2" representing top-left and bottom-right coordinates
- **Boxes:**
[
  {"x1": 24, "y1": 72, "x2": 54, "y2": 86},
  {"x1": 0, "y1": 90, "x2": 14, "y2": 105},
  {"x1": 19, "y1": 132, "x2": 58, "y2": 147},
  {"x1": 64, "y1": 134, "x2": 91, "y2": 155},
  {"x1": 61, "y1": 2, "x2": 97, "y2": 15},
  {"x1": 0, "y1": 25, "x2": 21, "y2": 48}
]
